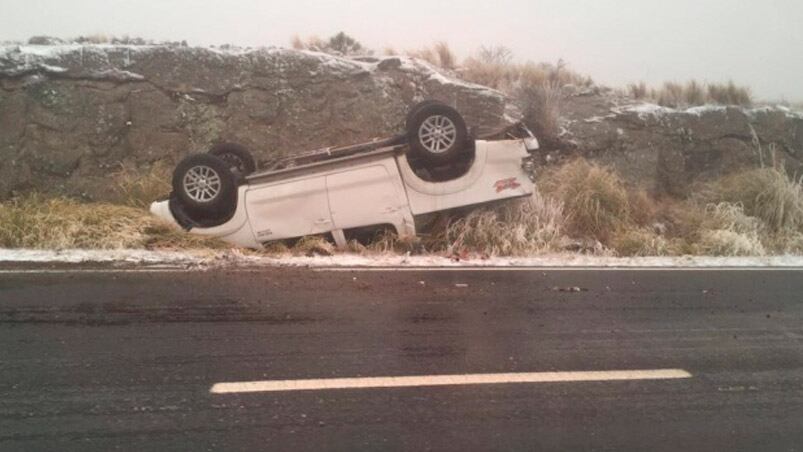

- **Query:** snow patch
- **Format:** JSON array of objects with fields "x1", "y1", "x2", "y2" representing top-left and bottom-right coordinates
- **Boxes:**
[
  {"x1": 0, "y1": 249, "x2": 211, "y2": 265},
  {"x1": 684, "y1": 105, "x2": 728, "y2": 116},
  {"x1": 2, "y1": 249, "x2": 803, "y2": 269},
  {"x1": 616, "y1": 103, "x2": 802, "y2": 122},
  {"x1": 617, "y1": 103, "x2": 677, "y2": 118},
  {"x1": 86, "y1": 68, "x2": 145, "y2": 81}
]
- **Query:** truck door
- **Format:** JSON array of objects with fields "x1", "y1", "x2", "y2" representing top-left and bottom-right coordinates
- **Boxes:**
[
  {"x1": 326, "y1": 164, "x2": 408, "y2": 231},
  {"x1": 245, "y1": 176, "x2": 333, "y2": 242}
]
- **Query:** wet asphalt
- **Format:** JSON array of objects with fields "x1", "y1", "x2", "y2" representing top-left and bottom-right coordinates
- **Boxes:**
[{"x1": 0, "y1": 266, "x2": 802, "y2": 451}]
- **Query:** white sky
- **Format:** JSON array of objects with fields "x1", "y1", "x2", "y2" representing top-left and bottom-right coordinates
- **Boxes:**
[{"x1": 2, "y1": 0, "x2": 802, "y2": 100}]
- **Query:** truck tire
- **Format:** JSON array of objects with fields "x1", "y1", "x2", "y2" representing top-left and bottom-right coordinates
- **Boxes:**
[
  {"x1": 209, "y1": 142, "x2": 257, "y2": 176},
  {"x1": 172, "y1": 154, "x2": 237, "y2": 221},
  {"x1": 405, "y1": 100, "x2": 446, "y2": 132},
  {"x1": 407, "y1": 102, "x2": 468, "y2": 165}
]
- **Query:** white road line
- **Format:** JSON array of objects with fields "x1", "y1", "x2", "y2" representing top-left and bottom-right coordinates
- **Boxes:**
[
  {"x1": 313, "y1": 266, "x2": 803, "y2": 272},
  {"x1": 2, "y1": 266, "x2": 801, "y2": 275},
  {"x1": 210, "y1": 369, "x2": 692, "y2": 394},
  {"x1": 0, "y1": 268, "x2": 194, "y2": 274}
]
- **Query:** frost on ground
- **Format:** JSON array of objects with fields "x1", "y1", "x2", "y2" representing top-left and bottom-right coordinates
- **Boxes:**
[
  {"x1": 1, "y1": 249, "x2": 802, "y2": 268},
  {"x1": 615, "y1": 103, "x2": 803, "y2": 120}
]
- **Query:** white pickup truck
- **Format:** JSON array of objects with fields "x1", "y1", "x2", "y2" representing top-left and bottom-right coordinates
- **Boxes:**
[{"x1": 150, "y1": 101, "x2": 539, "y2": 249}]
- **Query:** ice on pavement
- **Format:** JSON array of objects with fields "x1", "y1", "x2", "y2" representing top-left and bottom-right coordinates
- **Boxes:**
[{"x1": 1, "y1": 249, "x2": 803, "y2": 268}]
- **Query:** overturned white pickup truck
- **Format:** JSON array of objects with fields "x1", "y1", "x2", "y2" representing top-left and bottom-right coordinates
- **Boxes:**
[{"x1": 151, "y1": 101, "x2": 539, "y2": 249}]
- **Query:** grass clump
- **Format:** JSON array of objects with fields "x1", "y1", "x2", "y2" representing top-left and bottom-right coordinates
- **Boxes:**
[
  {"x1": 460, "y1": 48, "x2": 591, "y2": 145},
  {"x1": 539, "y1": 159, "x2": 630, "y2": 241},
  {"x1": 707, "y1": 81, "x2": 752, "y2": 106},
  {"x1": 610, "y1": 228, "x2": 677, "y2": 257},
  {"x1": 109, "y1": 161, "x2": 172, "y2": 208},
  {"x1": 406, "y1": 41, "x2": 458, "y2": 70},
  {"x1": 706, "y1": 167, "x2": 803, "y2": 232},
  {"x1": 432, "y1": 190, "x2": 566, "y2": 256},
  {"x1": 692, "y1": 203, "x2": 766, "y2": 256},
  {"x1": 627, "y1": 80, "x2": 752, "y2": 108},
  {"x1": 291, "y1": 32, "x2": 370, "y2": 56},
  {"x1": 293, "y1": 235, "x2": 336, "y2": 256},
  {"x1": 0, "y1": 195, "x2": 227, "y2": 250}
]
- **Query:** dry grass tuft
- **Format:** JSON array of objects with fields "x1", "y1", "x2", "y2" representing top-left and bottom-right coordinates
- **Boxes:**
[
  {"x1": 628, "y1": 81, "x2": 648, "y2": 100},
  {"x1": 706, "y1": 167, "x2": 803, "y2": 232},
  {"x1": 433, "y1": 41, "x2": 457, "y2": 69},
  {"x1": 293, "y1": 235, "x2": 336, "y2": 256},
  {"x1": 406, "y1": 42, "x2": 457, "y2": 69},
  {"x1": 517, "y1": 79, "x2": 564, "y2": 146},
  {"x1": 109, "y1": 161, "x2": 172, "y2": 208},
  {"x1": 461, "y1": 54, "x2": 590, "y2": 145},
  {"x1": 291, "y1": 33, "x2": 368, "y2": 55},
  {"x1": 693, "y1": 203, "x2": 766, "y2": 256},
  {"x1": 367, "y1": 229, "x2": 423, "y2": 254},
  {"x1": 627, "y1": 190, "x2": 658, "y2": 227},
  {"x1": 708, "y1": 81, "x2": 752, "y2": 106},
  {"x1": 430, "y1": 190, "x2": 567, "y2": 256},
  {"x1": 628, "y1": 80, "x2": 752, "y2": 108},
  {"x1": 656, "y1": 82, "x2": 685, "y2": 108},
  {"x1": 0, "y1": 195, "x2": 228, "y2": 250},
  {"x1": 611, "y1": 228, "x2": 677, "y2": 257},
  {"x1": 539, "y1": 159, "x2": 630, "y2": 241}
]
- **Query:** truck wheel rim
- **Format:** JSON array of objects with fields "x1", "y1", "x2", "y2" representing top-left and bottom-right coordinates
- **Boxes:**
[
  {"x1": 419, "y1": 115, "x2": 457, "y2": 154},
  {"x1": 183, "y1": 165, "x2": 222, "y2": 202},
  {"x1": 219, "y1": 153, "x2": 245, "y2": 173}
]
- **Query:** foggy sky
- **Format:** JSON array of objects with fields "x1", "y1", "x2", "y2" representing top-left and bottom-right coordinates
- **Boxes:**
[{"x1": 2, "y1": 0, "x2": 801, "y2": 100}]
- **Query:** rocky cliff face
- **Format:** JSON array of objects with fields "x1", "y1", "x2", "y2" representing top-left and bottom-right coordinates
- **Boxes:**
[
  {"x1": 1, "y1": 44, "x2": 801, "y2": 201},
  {"x1": 0, "y1": 44, "x2": 518, "y2": 199},
  {"x1": 556, "y1": 89, "x2": 803, "y2": 196}
]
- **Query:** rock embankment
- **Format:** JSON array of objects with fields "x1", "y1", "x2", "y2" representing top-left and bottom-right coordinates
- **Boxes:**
[
  {"x1": 556, "y1": 89, "x2": 802, "y2": 196},
  {"x1": 1, "y1": 43, "x2": 801, "y2": 200},
  {"x1": 0, "y1": 44, "x2": 518, "y2": 199}
]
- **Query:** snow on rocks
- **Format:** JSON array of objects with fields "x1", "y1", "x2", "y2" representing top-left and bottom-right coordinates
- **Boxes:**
[{"x1": 0, "y1": 43, "x2": 519, "y2": 200}]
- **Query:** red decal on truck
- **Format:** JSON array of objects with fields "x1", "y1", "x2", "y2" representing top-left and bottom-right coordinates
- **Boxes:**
[{"x1": 494, "y1": 177, "x2": 521, "y2": 193}]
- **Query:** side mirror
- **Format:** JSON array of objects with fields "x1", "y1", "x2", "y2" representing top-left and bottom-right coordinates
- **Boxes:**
[{"x1": 524, "y1": 137, "x2": 540, "y2": 152}]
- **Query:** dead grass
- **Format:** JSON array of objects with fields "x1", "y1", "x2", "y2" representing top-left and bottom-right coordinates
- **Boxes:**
[
  {"x1": 291, "y1": 35, "x2": 327, "y2": 52},
  {"x1": 705, "y1": 167, "x2": 803, "y2": 232},
  {"x1": 293, "y1": 235, "x2": 336, "y2": 256},
  {"x1": 0, "y1": 195, "x2": 228, "y2": 250},
  {"x1": 405, "y1": 42, "x2": 457, "y2": 70},
  {"x1": 4, "y1": 161, "x2": 801, "y2": 258},
  {"x1": 291, "y1": 33, "x2": 369, "y2": 55},
  {"x1": 517, "y1": 79, "x2": 564, "y2": 146},
  {"x1": 708, "y1": 81, "x2": 752, "y2": 106},
  {"x1": 628, "y1": 80, "x2": 752, "y2": 107},
  {"x1": 628, "y1": 81, "x2": 649, "y2": 100},
  {"x1": 692, "y1": 203, "x2": 767, "y2": 256},
  {"x1": 539, "y1": 159, "x2": 631, "y2": 241},
  {"x1": 368, "y1": 229, "x2": 423, "y2": 254},
  {"x1": 610, "y1": 228, "x2": 678, "y2": 257},
  {"x1": 109, "y1": 161, "x2": 172, "y2": 208},
  {"x1": 430, "y1": 190, "x2": 567, "y2": 256},
  {"x1": 433, "y1": 42, "x2": 457, "y2": 70},
  {"x1": 460, "y1": 54, "x2": 591, "y2": 145}
]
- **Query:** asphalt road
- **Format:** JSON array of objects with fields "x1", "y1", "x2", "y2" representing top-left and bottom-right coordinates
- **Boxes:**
[{"x1": 1, "y1": 266, "x2": 802, "y2": 451}]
